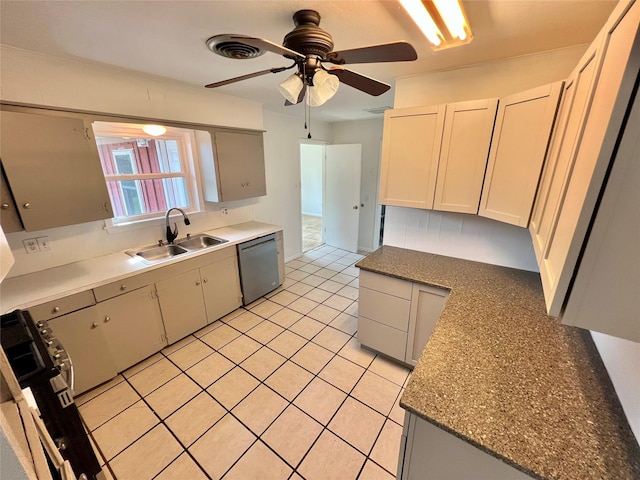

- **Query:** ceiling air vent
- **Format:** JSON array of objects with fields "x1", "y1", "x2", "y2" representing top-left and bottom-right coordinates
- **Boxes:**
[
  {"x1": 364, "y1": 106, "x2": 392, "y2": 115},
  {"x1": 206, "y1": 34, "x2": 265, "y2": 59}
]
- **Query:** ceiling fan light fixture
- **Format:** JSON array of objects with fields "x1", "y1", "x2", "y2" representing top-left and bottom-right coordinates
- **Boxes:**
[
  {"x1": 278, "y1": 73, "x2": 304, "y2": 104},
  {"x1": 142, "y1": 124, "x2": 167, "y2": 136},
  {"x1": 307, "y1": 70, "x2": 339, "y2": 107}
]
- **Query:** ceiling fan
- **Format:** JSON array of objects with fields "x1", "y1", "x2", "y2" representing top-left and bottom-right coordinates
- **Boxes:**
[{"x1": 204, "y1": 9, "x2": 418, "y2": 107}]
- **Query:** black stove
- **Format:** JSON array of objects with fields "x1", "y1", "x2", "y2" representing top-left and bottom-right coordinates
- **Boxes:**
[{"x1": 1, "y1": 309, "x2": 102, "y2": 480}]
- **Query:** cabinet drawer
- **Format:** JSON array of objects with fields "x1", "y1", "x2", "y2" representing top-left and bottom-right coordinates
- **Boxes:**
[
  {"x1": 29, "y1": 290, "x2": 96, "y2": 321},
  {"x1": 358, "y1": 316, "x2": 407, "y2": 362},
  {"x1": 359, "y1": 286, "x2": 411, "y2": 331},
  {"x1": 360, "y1": 270, "x2": 412, "y2": 299},
  {"x1": 93, "y1": 272, "x2": 154, "y2": 302}
]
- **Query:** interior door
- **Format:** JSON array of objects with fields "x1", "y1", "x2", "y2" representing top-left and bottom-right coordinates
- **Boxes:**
[{"x1": 324, "y1": 144, "x2": 362, "y2": 252}]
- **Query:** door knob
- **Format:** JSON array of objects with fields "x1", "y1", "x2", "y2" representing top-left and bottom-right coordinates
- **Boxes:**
[
  {"x1": 23, "y1": 202, "x2": 31, "y2": 209},
  {"x1": 353, "y1": 205, "x2": 358, "y2": 210}
]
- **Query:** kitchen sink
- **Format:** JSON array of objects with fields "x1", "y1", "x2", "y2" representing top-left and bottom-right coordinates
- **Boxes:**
[
  {"x1": 127, "y1": 244, "x2": 188, "y2": 263},
  {"x1": 175, "y1": 234, "x2": 228, "y2": 250},
  {"x1": 126, "y1": 233, "x2": 228, "y2": 263}
]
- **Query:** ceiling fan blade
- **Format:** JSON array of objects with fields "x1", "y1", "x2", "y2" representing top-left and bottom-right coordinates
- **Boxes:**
[
  {"x1": 326, "y1": 67, "x2": 390, "y2": 96},
  {"x1": 229, "y1": 35, "x2": 306, "y2": 61},
  {"x1": 205, "y1": 66, "x2": 288, "y2": 88},
  {"x1": 324, "y1": 41, "x2": 417, "y2": 65}
]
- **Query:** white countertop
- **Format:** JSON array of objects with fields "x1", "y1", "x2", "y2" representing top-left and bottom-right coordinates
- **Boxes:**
[{"x1": 0, "y1": 221, "x2": 282, "y2": 314}]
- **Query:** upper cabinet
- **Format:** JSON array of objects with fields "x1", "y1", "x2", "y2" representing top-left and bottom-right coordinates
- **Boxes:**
[
  {"x1": 199, "y1": 128, "x2": 267, "y2": 203},
  {"x1": 433, "y1": 99, "x2": 498, "y2": 214},
  {"x1": 0, "y1": 108, "x2": 112, "y2": 231},
  {"x1": 380, "y1": 99, "x2": 497, "y2": 213},
  {"x1": 479, "y1": 83, "x2": 563, "y2": 227},
  {"x1": 529, "y1": 0, "x2": 639, "y2": 326},
  {"x1": 379, "y1": 105, "x2": 445, "y2": 209}
]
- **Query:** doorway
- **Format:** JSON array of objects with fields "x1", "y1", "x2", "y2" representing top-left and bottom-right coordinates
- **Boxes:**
[
  {"x1": 300, "y1": 143, "x2": 324, "y2": 252},
  {"x1": 300, "y1": 142, "x2": 362, "y2": 253}
]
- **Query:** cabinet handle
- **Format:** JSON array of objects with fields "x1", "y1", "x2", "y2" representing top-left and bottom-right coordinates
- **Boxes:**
[
  {"x1": 23, "y1": 202, "x2": 31, "y2": 209},
  {"x1": 1, "y1": 203, "x2": 9, "y2": 210},
  {"x1": 195, "y1": 280, "x2": 201, "y2": 286},
  {"x1": 91, "y1": 322, "x2": 98, "y2": 329},
  {"x1": 104, "y1": 316, "x2": 111, "y2": 323},
  {"x1": 52, "y1": 306, "x2": 60, "y2": 313},
  {"x1": 120, "y1": 284, "x2": 127, "y2": 291},
  {"x1": 203, "y1": 278, "x2": 208, "y2": 283}
]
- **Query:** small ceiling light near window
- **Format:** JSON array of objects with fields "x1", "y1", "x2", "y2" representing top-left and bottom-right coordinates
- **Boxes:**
[
  {"x1": 142, "y1": 124, "x2": 167, "y2": 136},
  {"x1": 400, "y1": 0, "x2": 473, "y2": 50}
]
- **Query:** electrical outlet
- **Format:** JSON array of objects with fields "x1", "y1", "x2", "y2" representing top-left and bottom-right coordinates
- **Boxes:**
[
  {"x1": 23, "y1": 238, "x2": 40, "y2": 254},
  {"x1": 220, "y1": 208, "x2": 228, "y2": 215},
  {"x1": 36, "y1": 236, "x2": 51, "y2": 251}
]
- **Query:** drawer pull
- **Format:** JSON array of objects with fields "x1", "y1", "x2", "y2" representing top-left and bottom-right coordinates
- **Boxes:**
[
  {"x1": 52, "y1": 306, "x2": 60, "y2": 313},
  {"x1": 104, "y1": 316, "x2": 111, "y2": 323},
  {"x1": 91, "y1": 322, "x2": 98, "y2": 329},
  {"x1": 203, "y1": 278, "x2": 208, "y2": 283},
  {"x1": 195, "y1": 280, "x2": 201, "y2": 286},
  {"x1": 120, "y1": 284, "x2": 127, "y2": 291}
]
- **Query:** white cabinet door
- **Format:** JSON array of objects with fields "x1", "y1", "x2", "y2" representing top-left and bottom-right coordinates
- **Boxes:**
[
  {"x1": 201, "y1": 255, "x2": 242, "y2": 324},
  {"x1": 434, "y1": 99, "x2": 498, "y2": 214},
  {"x1": 0, "y1": 109, "x2": 112, "y2": 231},
  {"x1": 405, "y1": 284, "x2": 448, "y2": 366},
  {"x1": 156, "y1": 269, "x2": 208, "y2": 344},
  {"x1": 479, "y1": 83, "x2": 563, "y2": 227},
  {"x1": 47, "y1": 307, "x2": 117, "y2": 395},
  {"x1": 96, "y1": 286, "x2": 166, "y2": 372},
  {"x1": 379, "y1": 105, "x2": 446, "y2": 209},
  {"x1": 400, "y1": 413, "x2": 532, "y2": 480},
  {"x1": 530, "y1": 0, "x2": 638, "y2": 317},
  {"x1": 214, "y1": 130, "x2": 266, "y2": 201}
]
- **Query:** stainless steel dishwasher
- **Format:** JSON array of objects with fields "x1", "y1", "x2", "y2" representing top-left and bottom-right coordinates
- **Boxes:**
[{"x1": 237, "y1": 233, "x2": 280, "y2": 305}]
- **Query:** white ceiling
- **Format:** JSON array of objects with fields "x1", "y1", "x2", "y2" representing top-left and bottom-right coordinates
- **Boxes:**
[{"x1": 0, "y1": 1, "x2": 616, "y2": 122}]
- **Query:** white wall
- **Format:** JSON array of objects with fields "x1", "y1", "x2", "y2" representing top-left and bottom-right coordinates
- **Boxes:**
[
  {"x1": 394, "y1": 45, "x2": 587, "y2": 108},
  {"x1": 590, "y1": 332, "x2": 640, "y2": 440},
  {"x1": 330, "y1": 118, "x2": 384, "y2": 252},
  {"x1": 0, "y1": 46, "x2": 330, "y2": 274},
  {"x1": 300, "y1": 144, "x2": 323, "y2": 217},
  {"x1": 253, "y1": 111, "x2": 331, "y2": 261},
  {"x1": 383, "y1": 207, "x2": 538, "y2": 271}
]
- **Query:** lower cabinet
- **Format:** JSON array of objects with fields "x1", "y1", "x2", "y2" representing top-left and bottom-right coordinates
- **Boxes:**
[
  {"x1": 156, "y1": 246, "x2": 242, "y2": 345},
  {"x1": 156, "y1": 269, "x2": 209, "y2": 345},
  {"x1": 46, "y1": 306, "x2": 117, "y2": 396},
  {"x1": 398, "y1": 412, "x2": 531, "y2": 479},
  {"x1": 96, "y1": 285, "x2": 166, "y2": 373},
  {"x1": 357, "y1": 270, "x2": 448, "y2": 366}
]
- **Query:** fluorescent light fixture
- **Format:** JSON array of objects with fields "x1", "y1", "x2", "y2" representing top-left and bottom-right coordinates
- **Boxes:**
[
  {"x1": 399, "y1": 0, "x2": 443, "y2": 46},
  {"x1": 433, "y1": 0, "x2": 469, "y2": 41},
  {"x1": 400, "y1": 0, "x2": 472, "y2": 49},
  {"x1": 279, "y1": 73, "x2": 304, "y2": 104},
  {"x1": 307, "y1": 70, "x2": 339, "y2": 107},
  {"x1": 142, "y1": 124, "x2": 167, "y2": 136}
]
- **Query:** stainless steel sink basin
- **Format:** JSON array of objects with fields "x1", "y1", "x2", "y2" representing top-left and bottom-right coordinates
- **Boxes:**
[
  {"x1": 127, "y1": 244, "x2": 188, "y2": 263},
  {"x1": 176, "y1": 234, "x2": 228, "y2": 250}
]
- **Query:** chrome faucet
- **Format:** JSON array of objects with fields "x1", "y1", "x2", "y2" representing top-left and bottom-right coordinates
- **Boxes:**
[{"x1": 165, "y1": 208, "x2": 190, "y2": 244}]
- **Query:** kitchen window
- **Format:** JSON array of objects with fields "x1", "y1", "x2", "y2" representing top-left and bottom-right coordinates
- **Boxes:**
[{"x1": 92, "y1": 122, "x2": 202, "y2": 225}]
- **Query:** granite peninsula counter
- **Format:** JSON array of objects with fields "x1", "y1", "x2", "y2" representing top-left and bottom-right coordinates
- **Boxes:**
[{"x1": 355, "y1": 246, "x2": 639, "y2": 480}]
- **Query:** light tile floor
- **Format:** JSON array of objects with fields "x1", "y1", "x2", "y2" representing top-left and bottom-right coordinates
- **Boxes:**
[{"x1": 78, "y1": 244, "x2": 411, "y2": 480}]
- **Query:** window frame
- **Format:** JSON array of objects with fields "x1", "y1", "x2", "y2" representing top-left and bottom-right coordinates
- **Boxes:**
[{"x1": 92, "y1": 122, "x2": 203, "y2": 227}]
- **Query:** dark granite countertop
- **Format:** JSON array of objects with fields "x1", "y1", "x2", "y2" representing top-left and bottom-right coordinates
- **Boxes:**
[{"x1": 356, "y1": 246, "x2": 640, "y2": 480}]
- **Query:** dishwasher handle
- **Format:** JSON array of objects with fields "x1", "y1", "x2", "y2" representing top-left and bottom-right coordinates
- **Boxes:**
[{"x1": 239, "y1": 237, "x2": 276, "y2": 254}]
